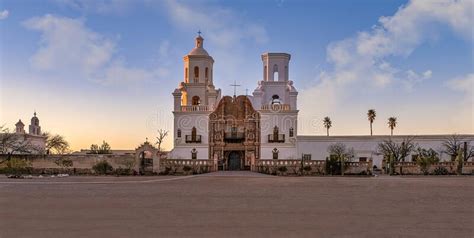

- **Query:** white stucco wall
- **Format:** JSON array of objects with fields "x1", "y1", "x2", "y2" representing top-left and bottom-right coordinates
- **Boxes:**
[{"x1": 297, "y1": 135, "x2": 474, "y2": 168}]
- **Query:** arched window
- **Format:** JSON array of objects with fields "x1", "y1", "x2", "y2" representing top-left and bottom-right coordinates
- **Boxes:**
[
  {"x1": 177, "y1": 129, "x2": 181, "y2": 138},
  {"x1": 273, "y1": 64, "x2": 279, "y2": 81},
  {"x1": 181, "y1": 91, "x2": 187, "y2": 105},
  {"x1": 205, "y1": 67, "x2": 209, "y2": 79},
  {"x1": 285, "y1": 66, "x2": 288, "y2": 81},
  {"x1": 272, "y1": 148, "x2": 279, "y2": 160},
  {"x1": 192, "y1": 96, "x2": 200, "y2": 106},
  {"x1": 194, "y1": 66, "x2": 199, "y2": 82},
  {"x1": 185, "y1": 67, "x2": 188, "y2": 82},
  {"x1": 271, "y1": 95, "x2": 281, "y2": 105},
  {"x1": 289, "y1": 127, "x2": 294, "y2": 137},
  {"x1": 191, "y1": 148, "x2": 197, "y2": 160}
]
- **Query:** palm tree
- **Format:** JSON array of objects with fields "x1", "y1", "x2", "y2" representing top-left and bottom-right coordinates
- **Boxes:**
[
  {"x1": 323, "y1": 117, "x2": 332, "y2": 136},
  {"x1": 367, "y1": 109, "x2": 376, "y2": 136},
  {"x1": 388, "y1": 117, "x2": 397, "y2": 136}
]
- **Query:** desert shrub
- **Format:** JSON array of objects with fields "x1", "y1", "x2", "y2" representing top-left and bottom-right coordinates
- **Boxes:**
[
  {"x1": 160, "y1": 166, "x2": 172, "y2": 175},
  {"x1": 278, "y1": 166, "x2": 287, "y2": 173},
  {"x1": 2, "y1": 158, "x2": 32, "y2": 175},
  {"x1": 433, "y1": 166, "x2": 449, "y2": 175},
  {"x1": 115, "y1": 167, "x2": 132, "y2": 176},
  {"x1": 93, "y1": 160, "x2": 113, "y2": 175},
  {"x1": 200, "y1": 166, "x2": 209, "y2": 174}
]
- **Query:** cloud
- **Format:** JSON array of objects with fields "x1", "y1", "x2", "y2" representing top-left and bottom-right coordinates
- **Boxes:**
[
  {"x1": 54, "y1": 0, "x2": 133, "y2": 15},
  {"x1": 23, "y1": 14, "x2": 167, "y2": 85},
  {"x1": 0, "y1": 10, "x2": 9, "y2": 20},
  {"x1": 300, "y1": 0, "x2": 473, "y2": 118},
  {"x1": 447, "y1": 73, "x2": 474, "y2": 95},
  {"x1": 163, "y1": 0, "x2": 268, "y2": 47},
  {"x1": 161, "y1": 0, "x2": 268, "y2": 90}
]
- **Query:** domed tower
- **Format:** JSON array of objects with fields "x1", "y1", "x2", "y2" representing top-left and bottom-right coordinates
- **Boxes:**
[
  {"x1": 173, "y1": 33, "x2": 221, "y2": 111},
  {"x1": 29, "y1": 112, "x2": 41, "y2": 135},
  {"x1": 170, "y1": 33, "x2": 221, "y2": 160}
]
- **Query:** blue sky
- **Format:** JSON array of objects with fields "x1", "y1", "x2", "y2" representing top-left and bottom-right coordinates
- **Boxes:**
[{"x1": 1, "y1": 0, "x2": 473, "y2": 150}]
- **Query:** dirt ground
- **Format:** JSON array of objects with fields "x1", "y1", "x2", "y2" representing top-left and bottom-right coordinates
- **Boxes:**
[{"x1": 0, "y1": 172, "x2": 473, "y2": 238}]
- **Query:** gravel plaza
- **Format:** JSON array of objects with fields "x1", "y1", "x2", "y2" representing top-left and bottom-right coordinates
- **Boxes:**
[{"x1": 1, "y1": 172, "x2": 473, "y2": 238}]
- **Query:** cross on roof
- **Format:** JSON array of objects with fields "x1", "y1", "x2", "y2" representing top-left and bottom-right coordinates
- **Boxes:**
[
  {"x1": 230, "y1": 80, "x2": 241, "y2": 97},
  {"x1": 197, "y1": 30, "x2": 202, "y2": 36}
]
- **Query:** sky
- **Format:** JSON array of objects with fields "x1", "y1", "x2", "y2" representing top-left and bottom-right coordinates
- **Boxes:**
[{"x1": 0, "y1": 0, "x2": 473, "y2": 151}]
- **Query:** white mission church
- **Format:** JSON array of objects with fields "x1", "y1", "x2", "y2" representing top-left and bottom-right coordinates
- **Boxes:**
[{"x1": 168, "y1": 34, "x2": 473, "y2": 170}]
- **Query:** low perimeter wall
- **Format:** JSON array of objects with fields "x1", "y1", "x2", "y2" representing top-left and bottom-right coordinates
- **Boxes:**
[
  {"x1": 0, "y1": 154, "x2": 137, "y2": 175},
  {"x1": 394, "y1": 161, "x2": 474, "y2": 175},
  {"x1": 159, "y1": 159, "x2": 217, "y2": 175},
  {"x1": 255, "y1": 159, "x2": 373, "y2": 176}
]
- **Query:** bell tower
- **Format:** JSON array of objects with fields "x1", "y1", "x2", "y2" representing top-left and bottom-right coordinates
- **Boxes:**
[
  {"x1": 251, "y1": 53, "x2": 298, "y2": 161},
  {"x1": 173, "y1": 33, "x2": 220, "y2": 112},
  {"x1": 170, "y1": 33, "x2": 221, "y2": 160}
]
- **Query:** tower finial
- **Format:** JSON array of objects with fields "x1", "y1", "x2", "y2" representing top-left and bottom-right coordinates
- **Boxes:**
[
  {"x1": 197, "y1": 30, "x2": 202, "y2": 36},
  {"x1": 34, "y1": 110, "x2": 36, "y2": 117}
]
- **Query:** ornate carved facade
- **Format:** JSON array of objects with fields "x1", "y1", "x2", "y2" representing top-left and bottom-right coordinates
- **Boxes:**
[{"x1": 209, "y1": 96, "x2": 260, "y2": 170}]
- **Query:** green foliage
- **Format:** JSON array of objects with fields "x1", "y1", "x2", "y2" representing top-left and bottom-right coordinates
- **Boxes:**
[
  {"x1": 54, "y1": 158, "x2": 73, "y2": 168},
  {"x1": 303, "y1": 165, "x2": 312, "y2": 172},
  {"x1": 3, "y1": 157, "x2": 32, "y2": 175},
  {"x1": 92, "y1": 160, "x2": 113, "y2": 175},
  {"x1": 115, "y1": 167, "x2": 132, "y2": 176},
  {"x1": 89, "y1": 141, "x2": 111, "y2": 154},
  {"x1": 414, "y1": 148, "x2": 439, "y2": 174},
  {"x1": 44, "y1": 133, "x2": 70, "y2": 154},
  {"x1": 183, "y1": 165, "x2": 192, "y2": 172},
  {"x1": 327, "y1": 143, "x2": 355, "y2": 175},
  {"x1": 433, "y1": 166, "x2": 449, "y2": 175},
  {"x1": 278, "y1": 166, "x2": 288, "y2": 173}
]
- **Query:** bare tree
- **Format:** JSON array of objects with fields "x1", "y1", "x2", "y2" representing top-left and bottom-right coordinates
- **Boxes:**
[
  {"x1": 442, "y1": 134, "x2": 474, "y2": 162},
  {"x1": 377, "y1": 137, "x2": 416, "y2": 175},
  {"x1": 156, "y1": 129, "x2": 169, "y2": 151},
  {"x1": 327, "y1": 143, "x2": 355, "y2": 175},
  {"x1": 44, "y1": 132, "x2": 70, "y2": 154}
]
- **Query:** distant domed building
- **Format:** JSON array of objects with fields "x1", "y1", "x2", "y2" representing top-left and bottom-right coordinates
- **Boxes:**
[{"x1": 4, "y1": 112, "x2": 47, "y2": 154}]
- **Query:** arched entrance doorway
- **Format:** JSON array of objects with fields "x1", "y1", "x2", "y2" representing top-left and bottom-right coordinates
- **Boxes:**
[{"x1": 228, "y1": 151, "x2": 241, "y2": 170}]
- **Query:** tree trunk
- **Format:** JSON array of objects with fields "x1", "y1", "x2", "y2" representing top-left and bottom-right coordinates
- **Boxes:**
[
  {"x1": 370, "y1": 123, "x2": 373, "y2": 136},
  {"x1": 391, "y1": 129, "x2": 393, "y2": 136},
  {"x1": 327, "y1": 128, "x2": 329, "y2": 136},
  {"x1": 341, "y1": 157, "x2": 344, "y2": 176}
]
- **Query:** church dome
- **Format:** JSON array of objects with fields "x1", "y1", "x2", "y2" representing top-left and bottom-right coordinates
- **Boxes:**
[
  {"x1": 188, "y1": 47, "x2": 209, "y2": 56},
  {"x1": 188, "y1": 33, "x2": 209, "y2": 56},
  {"x1": 31, "y1": 112, "x2": 39, "y2": 126}
]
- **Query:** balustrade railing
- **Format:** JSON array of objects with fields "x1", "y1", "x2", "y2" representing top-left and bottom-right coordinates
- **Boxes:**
[
  {"x1": 260, "y1": 104, "x2": 291, "y2": 111},
  {"x1": 185, "y1": 135, "x2": 202, "y2": 143},
  {"x1": 181, "y1": 105, "x2": 209, "y2": 112},
  {"x1": 268, "y1": 134, "x2": 285, "y2": 143}
]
